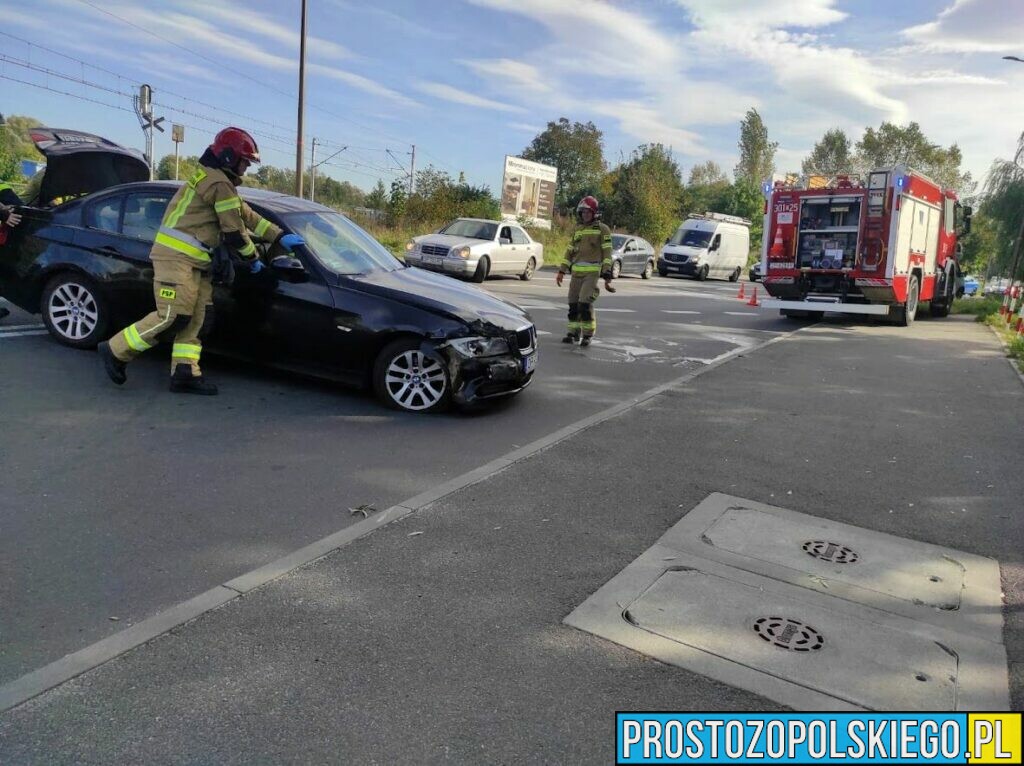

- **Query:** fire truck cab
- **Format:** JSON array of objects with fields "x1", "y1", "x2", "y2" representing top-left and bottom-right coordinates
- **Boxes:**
[{"x1": 759, "y1": 167, "x2": 971, "y2": 325}]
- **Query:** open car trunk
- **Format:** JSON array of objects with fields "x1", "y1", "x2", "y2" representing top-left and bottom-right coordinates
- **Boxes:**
[{"x1": 28, "y1": 128, "x2": 149, "y2": 206}]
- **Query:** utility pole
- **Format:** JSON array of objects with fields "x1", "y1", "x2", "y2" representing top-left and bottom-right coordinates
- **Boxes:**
[
  {"x1": 309, "y1": 137, "x2": 318, "y2": 201},
  {"x1": 409, "y1": 144, "x2": 416, "y2": 195},
  {"x1": 310, "y1": 145, "x2": 348, "y2": 204},
  {"x1": 133, "y1": 84, "x2": 164, "y2": 180},
  {"x1": 295, "y1": 0, "x2": 308, "y2": 198}
]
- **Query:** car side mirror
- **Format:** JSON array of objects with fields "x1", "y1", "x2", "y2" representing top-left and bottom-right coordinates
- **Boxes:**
[
  {"x1": 500, "y1": 237, "x2": 512, "y2": 245},
  {"x1": 271, "y1": 254, "x2": 307, "y2": 282}
]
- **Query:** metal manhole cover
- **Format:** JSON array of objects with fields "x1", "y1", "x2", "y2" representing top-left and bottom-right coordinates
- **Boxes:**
[
  {"x1": 802, "y1": 540, "x2": 859, "y2": 564},
  {"x1": 753, "y1": 616, "x2": 824, "y2": 651}
]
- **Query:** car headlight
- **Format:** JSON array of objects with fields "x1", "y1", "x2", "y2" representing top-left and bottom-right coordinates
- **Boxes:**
[
  {"x1": 405, "y1": 240, "x2": 416, "y2": 252},
  {"x1": 448, "y1": 336, "x2": 511, "y2": 358},
  {"x1": 452, "y1": 246, "x2": 470, "y2": 258}
]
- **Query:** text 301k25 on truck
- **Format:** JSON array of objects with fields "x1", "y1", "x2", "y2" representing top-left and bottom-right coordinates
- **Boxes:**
[{"x1": 758, "y1": 166, "x2": 972, "y2": 326}]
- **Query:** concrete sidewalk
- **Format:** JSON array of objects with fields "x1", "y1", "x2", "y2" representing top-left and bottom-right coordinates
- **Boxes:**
[{"x1": 2, "y1": 315, "x2": 1022, "y2": 763}]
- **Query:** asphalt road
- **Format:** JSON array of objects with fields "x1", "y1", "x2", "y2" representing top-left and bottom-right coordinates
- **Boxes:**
[
  {"x1": 2, "y1": 312, "x2": 1019, "y2": 763},
  {"x1": 0, "y1": 272, "x2": 789, "y2": 685}
]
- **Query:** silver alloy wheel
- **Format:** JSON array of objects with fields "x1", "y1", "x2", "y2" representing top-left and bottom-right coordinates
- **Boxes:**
[
  {"x1": 48, "y1": 281, "x2": 100, "y2": 341},
  {"x1": 522, "y1": 257, "x2": 535, "y2": 280},
  {"x1": 384, "y1": 350, "x2": 447, "y2": 411}
]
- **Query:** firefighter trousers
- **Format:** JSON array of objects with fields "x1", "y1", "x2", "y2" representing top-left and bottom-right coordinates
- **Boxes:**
[
  {"x1": 567, "y1": 271, "x2": 600, "y2": 338},
  {"x1": 108, "y1": 256, "x2": 214, "y2": 375}
]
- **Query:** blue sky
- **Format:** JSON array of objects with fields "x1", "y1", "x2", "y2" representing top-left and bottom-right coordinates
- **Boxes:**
[{"x1": 2, "y1": 0, "x2": 1023, "y2": 195}]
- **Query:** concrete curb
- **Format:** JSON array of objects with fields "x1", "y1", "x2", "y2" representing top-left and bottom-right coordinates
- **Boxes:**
[
  {"x1": 986, "y1": 324, "x2": 1024, "y2": 389},
  {"x1": 0, "y1": 324, "x2": 806, "y2": 714}
]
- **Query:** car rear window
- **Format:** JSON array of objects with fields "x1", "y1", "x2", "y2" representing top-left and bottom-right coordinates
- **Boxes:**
[{"x1": 86, "y1": 197, "x2": 122, "y2": 234}]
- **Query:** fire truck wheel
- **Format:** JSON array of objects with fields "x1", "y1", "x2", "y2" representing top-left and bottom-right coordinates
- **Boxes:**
[{"x1": 895, "y1": 275, "x2": 920, "y2": 326}]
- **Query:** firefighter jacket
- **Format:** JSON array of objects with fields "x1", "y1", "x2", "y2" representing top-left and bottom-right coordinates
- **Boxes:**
[
  {"x1": 560, "y1": 220, "x2": 613, "y2": 278},
  {"x1": 153, "y1": 160, "x2": 283, "y2": 269}
]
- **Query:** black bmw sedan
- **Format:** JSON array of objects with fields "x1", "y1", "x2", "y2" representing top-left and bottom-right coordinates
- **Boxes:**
[{"x1": 0, "y1": 131, "x2": 537, "y2": 414}]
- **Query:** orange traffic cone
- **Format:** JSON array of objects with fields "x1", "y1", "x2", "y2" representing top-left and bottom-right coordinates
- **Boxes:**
[
  {"x1": 736, "y1": 282, "x2": 746, "y2": 300},
  {"x1": 746, "y1": 285, "x2": 760, "y2": 307},
  {"x1": 769, "y1": 228, "x2": 785, "y2": 259}
]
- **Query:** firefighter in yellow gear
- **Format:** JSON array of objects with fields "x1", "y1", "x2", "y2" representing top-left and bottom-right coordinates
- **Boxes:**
[
  {"x1": 555, "y1": 195, "x2": 613, "y2": 347},
  {"x1": 98, "y1": 127, "x2": 297, "y2": 395}
]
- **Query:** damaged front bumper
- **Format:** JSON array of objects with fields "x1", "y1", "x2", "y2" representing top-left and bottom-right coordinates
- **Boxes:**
[{"x1": 420, "y1": 328, "x2": 537, "y2": 407}]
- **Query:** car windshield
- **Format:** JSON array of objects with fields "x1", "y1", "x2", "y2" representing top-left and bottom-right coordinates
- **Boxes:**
[
  {"x1": 611, "y1": 235, "x2": 628, "y2": 249},
  {"x1": 669, "y1": 228, "x2": 712, "y2": 247},
  {"x1": 282, "y1": 211, "x2": 402, "y2": 275},
  {"x1": 439, "y1": 219, "x2": 497, "y2": 240}
]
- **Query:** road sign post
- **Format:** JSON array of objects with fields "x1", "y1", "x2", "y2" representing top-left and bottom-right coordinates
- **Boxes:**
[{"x1": 171, "y1": 124, "x2": 185, "y2": 180}]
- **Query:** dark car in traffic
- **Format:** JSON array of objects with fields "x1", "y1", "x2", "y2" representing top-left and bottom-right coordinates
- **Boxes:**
[
  {"x1": 0, "y1": 129, "x2": 537, "y2": 413},
  {"x1": 609, "y1": 234, "x2": 655, "y2": 279}
]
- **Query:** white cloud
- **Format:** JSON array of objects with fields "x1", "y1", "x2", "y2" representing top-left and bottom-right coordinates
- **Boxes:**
[
  {"x1": 178, "y1": 0, "x2": 353, "y2": 61},
  {"x1": 414, "y1": 81, "x2": 526, "y2": 113},
  {"x1": 462, "y1": 59, "x2": 551, "y2": 94},
  {"x1": 509, "y1": 122, "x2": 542, "y2": 133},
  {"x1": 902, "y1": 0, "x2": 1024, "y2": 54},
  {"x1": 310, "y1": 64, "x2": 419, "y2": 108}
]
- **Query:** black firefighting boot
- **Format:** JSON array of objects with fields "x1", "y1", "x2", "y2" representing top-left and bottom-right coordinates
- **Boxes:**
[
  {"x1": 170, "y1": 363, "x2": 218, "y2": 395},
  {"x1": 580, "y1": 336, "x2": 592, "y2": 347},
  {"x1": 98, "y1": 341, "x2": 127, "y2": 385}
]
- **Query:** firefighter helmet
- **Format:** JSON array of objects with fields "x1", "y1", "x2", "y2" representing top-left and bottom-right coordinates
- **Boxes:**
[
  {"x1": 576, "y1": 195, "x2": 599, "y2": 221},
  {"x1": 210, "y1": 127, "x2": 261, "y2": 171}
]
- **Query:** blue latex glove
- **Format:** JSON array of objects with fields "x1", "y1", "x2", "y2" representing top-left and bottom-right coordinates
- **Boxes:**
[
  {"x1": 249, "y1": 259, "x2": 264, "y2": 274},
  {"x1": 279, "y1": 233, "x2": 305, "y2": 251}
]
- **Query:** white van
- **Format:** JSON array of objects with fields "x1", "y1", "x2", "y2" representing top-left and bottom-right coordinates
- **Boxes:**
[{"x1": 657, "y1": 213, "x2": 751, "y2": 282}]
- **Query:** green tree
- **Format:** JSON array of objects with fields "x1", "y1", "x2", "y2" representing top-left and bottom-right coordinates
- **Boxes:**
[
  {"x1": 687, "y1": 160, "x2": 727, "y2": 187},
  {"x1": 607, "y1": 144, "x2": 683, "y2": 245},
  {"x1": 958, "y1": 211, "x2": 1000, "y2": 277},
  {"x1": 0, "y1": 114, "x2": 44, "y2": 185},
  {"x1": 720, "y1": 180, "x2": 765, "y2": 258},
  {"x1": 980, "y1": 131, "x2": 1024, "y2": 279},
  {"x1": 854, "y1": 122, "x2": 974, "y2": 195},
  {"x1": 365, "y1": 179, "x2": 387, "y2": 210},
  {"x1": 734, "y1": 108, "x2": 777, "y2": 183},
  {"x1": 802, "y1": 128, "x2": 853, "y2": 177},
  {"x1": 156, "y1": 153, "x2": 201, "y2": 181},
  {"x1": 522, "y1": 118, "x2": 605, "y2": 209}
]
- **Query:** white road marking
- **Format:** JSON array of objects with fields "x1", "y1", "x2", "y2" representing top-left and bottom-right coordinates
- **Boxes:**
[
  {"x1": 724, "y1": 311, "x2": 759, "y2": 316},
  {"x1": 536, "y1": 330, "x2": 552, "y2": 336},
  {"x1": 596, "y1": 308, "x2": 635, "y2": 313},
  {"x1": 662, "y1": 310, "x2": 701, "y2": 314},
  {"x1": 0, "y1": 329, "x2": 50, "y2": 338},
  {"x1": 0, "y1": 324, "x2": 46, "y2": 331}
]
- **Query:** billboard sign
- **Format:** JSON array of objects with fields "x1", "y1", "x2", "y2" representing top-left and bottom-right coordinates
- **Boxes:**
[{"x1": 500, "y1": 155, "x2": 557, "y2": 230}]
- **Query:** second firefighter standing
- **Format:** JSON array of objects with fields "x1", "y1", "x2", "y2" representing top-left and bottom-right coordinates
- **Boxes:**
[{"x1": 556, "y1": 195, "x2": 613, "y2": 347}]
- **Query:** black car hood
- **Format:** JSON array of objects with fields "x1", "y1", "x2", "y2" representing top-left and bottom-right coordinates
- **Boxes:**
[
  {"x1": 29, "y1": 128, "x2": 149, "y2": 204},
  {"x1": 343, "y1": 267, "x2": 531, "y2": 334}
]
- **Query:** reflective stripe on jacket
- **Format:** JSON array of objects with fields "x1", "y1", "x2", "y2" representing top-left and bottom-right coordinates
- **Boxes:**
[
  {"x1": 560, "y1": 221, "x2": 613, "y2": 274},
  {"x1": 151, "y1": 165, "x2": 283, "y2": 266}
]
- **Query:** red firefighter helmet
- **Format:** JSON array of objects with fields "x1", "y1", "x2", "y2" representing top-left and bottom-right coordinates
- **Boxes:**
[
  {"x1": 576, "y1": 195, "x2": 599, "y2": 221},
  {"x1": 210, "y1": 127, "x2": 261, "y2": 169}
]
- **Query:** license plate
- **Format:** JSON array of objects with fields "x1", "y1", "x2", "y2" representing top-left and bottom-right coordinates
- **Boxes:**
[
  {"x1": 424, "y1": 255, "x2": 443, "y2": 266},
  {"x1": 522, "y1": 353, "x2": 537, "y2": 374},
  {"x1": 666, "y1": 266, "x2": 680, "y2": 272}
]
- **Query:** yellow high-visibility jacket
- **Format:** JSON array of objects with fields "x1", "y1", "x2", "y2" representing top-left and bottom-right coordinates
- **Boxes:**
[
  {"x1": 559, "y1": 221, "x2": 613, "y2": 276},
  {"x1": 153, "y1": 165, "x2": 283, "y2": 267}
]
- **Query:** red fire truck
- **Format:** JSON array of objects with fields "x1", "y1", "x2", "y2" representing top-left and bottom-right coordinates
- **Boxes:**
[{"x1": 759, "y1": 166, "x2": 971, "y2": 325}]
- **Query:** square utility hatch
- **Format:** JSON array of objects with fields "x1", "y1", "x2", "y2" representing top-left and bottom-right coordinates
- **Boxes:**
[{"x1": 564, "y1": 495, "x2": 1008, "y2": 711}]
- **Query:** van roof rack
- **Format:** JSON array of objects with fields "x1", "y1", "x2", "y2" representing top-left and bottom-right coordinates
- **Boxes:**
[{"x1": 690, "y1": 211, "x2": 752, "y2": 226}]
